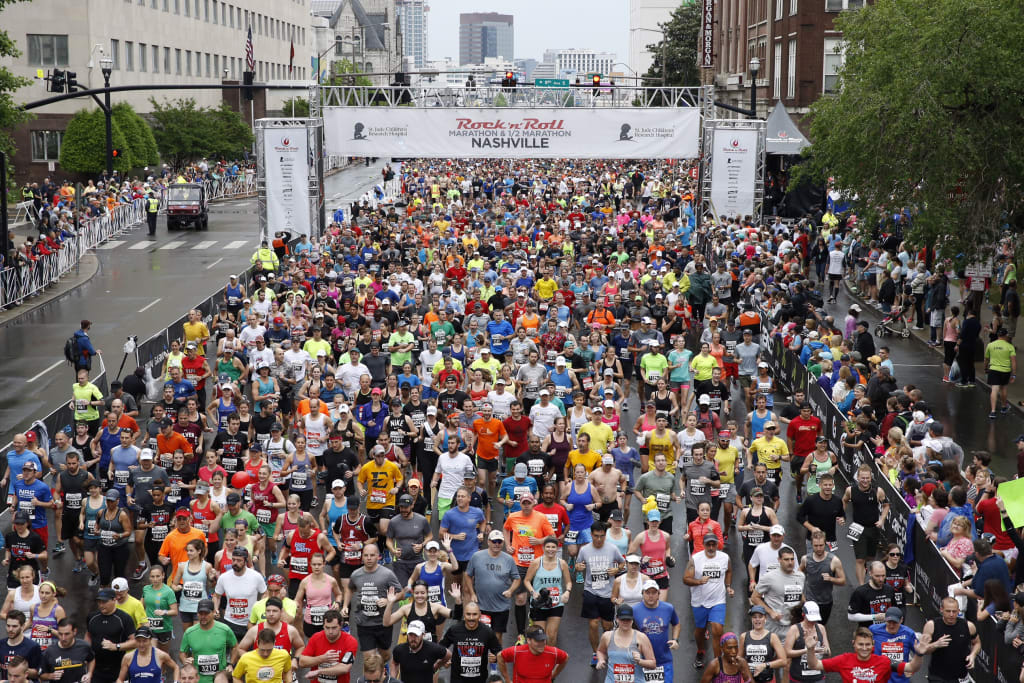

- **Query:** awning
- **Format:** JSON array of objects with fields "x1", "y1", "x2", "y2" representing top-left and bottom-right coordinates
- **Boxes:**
[{"x1": 765, "y1": 100, "x2": 810, "y2": 155}]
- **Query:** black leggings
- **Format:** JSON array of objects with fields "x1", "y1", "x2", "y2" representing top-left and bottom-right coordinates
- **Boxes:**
[{"x1": 98, "y1": 544, "x2": 131, "y2": 586}]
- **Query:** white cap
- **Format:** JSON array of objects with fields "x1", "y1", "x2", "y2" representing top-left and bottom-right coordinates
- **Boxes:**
[
  {"x1": 339, "y1": 404, "x2": 350, "y2": 413},
  {"x1": 913, "y1": 410, "x2": 926, "y2": 423},
  {"x1": 641, "y1": 579, "x2": 661, "y2": 592},
  {"x1": 406, "y1": 620, "x2": 426, "y2": 636},
  {"x1": 601, "y1": 453, "x2": 614, "y2": 465},
  {"x1": 757, "y1": 361, "x2": 769, "y2": 369},
  {"x1": 803, "y1": 601, "x2": 822, "y2": 622},
  {"x1": 625, "y1": 554, "x2": 642, "y2": 564},
  {"x1": 111, "y1": 577, "x2": 129, "y2": 591},
  {"x1": 426, "y1": 405, "x2": 438, "y2": 415},
  {"x1": 604, "y1": 399, "x2": 615, "y2": 408},
  {"x1": 331, "y1": 479, "x2": 346, "y2": 490},
  {"x1": 488, "y1": 530, "x2": 505, "y2": 542},
  {"x1": 425, "y1": 540, "x2": 440, "y2": 551},
  {"x1": 555, "y1": 356, "x2": 566, "y2": 366},
  {"x1": 698, "y1": 394, "x2": 711, "y2": 405},
  {"x1": 139, "y1": 449, "x2": 154, "y2": 460},
  {"x1": 539, "y1": 389, "x2": 550, "y2": 396},
  {"x1": 769, "y1": 524, "x2": 785, "y2": 535}
]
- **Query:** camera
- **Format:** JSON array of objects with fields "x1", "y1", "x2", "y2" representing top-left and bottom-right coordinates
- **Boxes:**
[
  {"x1": 531, "y1": 587, "x2": 552, "y2": 610},
  {"x1": 124, "y1": 335, "x2": 138, "y2": 354}
]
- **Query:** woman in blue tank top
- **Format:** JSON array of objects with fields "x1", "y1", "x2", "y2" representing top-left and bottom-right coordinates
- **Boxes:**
[
  {"x1": 126, "y1": 628, "x2": 173, "y2": 683},
  {"x1": 410, "y1": 542, "x2": 451, "y2": 607},
  {"x1": 564, "y1": 463, "x2": 596, "y2": 574}
]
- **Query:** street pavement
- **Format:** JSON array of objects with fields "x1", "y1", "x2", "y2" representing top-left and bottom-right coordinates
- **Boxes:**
[{"x1": 0, "y1": 164, "x2": 385, "y2": 447}]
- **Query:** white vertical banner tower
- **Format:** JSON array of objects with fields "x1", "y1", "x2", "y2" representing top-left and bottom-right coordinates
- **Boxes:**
[
  {"x1": 255, "y1": 118, "x2": 324, "y2": 242},
  {"x1": 700, "y1": 118, "x2": 766, "y2": 224}
]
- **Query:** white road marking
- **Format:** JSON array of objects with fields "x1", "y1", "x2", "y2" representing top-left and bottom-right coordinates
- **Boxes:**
[
  {"x1": 138, "y1": 298, "x2": 163, "y2": 313},
  {"x1": 97, "y1": 241, "x2": 125, "y2": 249},
  {"x1": 26, "y1": 360, "x2": 63, "y2": 383},
  {"x1": 159, "y1": 241, "x2": 186, "y2": 250},
  {"x1": 206, "y1": 257, "x2": 224, "y2": 269},
  {"x1": 223, "y1": 240, "x2": 248, "y2": 250},
  {"x1": 193, "y1": 241, "x2": 217, "y2": 250},
  {"x1": 129, "y1": 242, "x2": 152, "y2": 250}
]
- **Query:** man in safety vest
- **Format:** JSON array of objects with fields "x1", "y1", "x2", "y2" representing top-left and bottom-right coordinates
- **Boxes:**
[
  {"x1": 251, "y1": 240, "x2": 280, "y2": 273},
  {"x1": 146, "y1": 191, "x2": 160, "y2": 236}
]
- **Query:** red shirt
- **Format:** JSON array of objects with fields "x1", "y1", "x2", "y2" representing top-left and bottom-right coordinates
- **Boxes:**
[
  {"x1": 976, "y1": 497, "x2": 1012, "y2": 550},
  {"x1": 822, "y1": 652, "x2": 904, "y2": 683},
  {"x1": 786, "y1": 415, "x2": 822, "y2": 458},
  {"x1": 502, "y1": 415, "x2": 532, "y2": 459},
  {"x1": 534, "y1": 502, "x2": 569, "y2": 538},
  {"x1": 301, "y1": 630, "x2": 359, "y2": 683},
  {"x1": 499, "y1": 645, "x2": 568, "y2": 683}
]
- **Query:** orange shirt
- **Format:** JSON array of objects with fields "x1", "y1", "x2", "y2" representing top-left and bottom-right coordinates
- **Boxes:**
[
  {"x1": 156, "y1": 431, "x2": 193, "y2": 456},
  {"x1": 503, "y1": 511, "x2": 554, "y2": 567},
  {"x1": 158, "y1": 527, "x2": 207, "y2": 583},
  {"x1": 101, "y1": 414, "x2": 140, "y2": 433},
  {"x1": 295, "y1": 399, "x2": 331, "y2": 420},
  {"x1": 473, "y1": 418, "x2": 507, "y2": 461},
  {"x1": 518, "y1": 313, "x2": 540, "y2": 335}
]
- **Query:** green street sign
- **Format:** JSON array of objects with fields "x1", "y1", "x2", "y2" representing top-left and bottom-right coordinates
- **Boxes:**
[{"x1": 535, "y1": 78, "x2": 570, "y2": 88}]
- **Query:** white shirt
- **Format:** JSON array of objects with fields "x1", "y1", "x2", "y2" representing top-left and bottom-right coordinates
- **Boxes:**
[
  {"x1": 528, "y1": 402, "x2": 562, "y2": 439},
  {"x1": 436, "y1": 452, "x2": 474, "y2": 499},
  {"x1": 487, "y1": 390, "x2": 516, "y2": 420},
  {"x1": 827, "y1": 249, "x2": 846, "y2": 275},
  {"x1": 336, "y1": 362, "x2": 371, "y2": 397},
  {"x1": 749, "y1": 541, "x2": 794, "y2": 574},
  {"x1": 239, "y1": 325, "x2": 267, "y2": 348},
  {"x1": 214, "y1": 568, "x2": 267, "y2": 625},
  {"x1": 691, "y1": 550, "x2": 730, "y2": 607},
  {"x1": 283, "y1": 348, "x2": 312, "y2": 383}
]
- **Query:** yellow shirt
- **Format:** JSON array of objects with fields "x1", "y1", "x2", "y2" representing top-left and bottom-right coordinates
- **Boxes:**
[
  {"x1": 303, "y1": 339, "x2": 332, "y2": 358},
  {"x1": 358, "y1": 460, "x2": 404, "y2": 509},
  {"x1": 577, "y1": 421, "x2": 615, "y2": 455},
  {"x1": 568, "y1": 448, "x2": 601, "y2": 474},
  {"x1": 749, "y1": 436, "x2": 789, "y2": 470},
  {"x1": 690, "y1": 354, "x2": 720, "y2": 382},
  {"x1": 234, "y1": 648, "x2": 292, "y2": 683},
  {"x1": 183, "y1": 321, "x2": 210, "y2": 354},
  {"x1": 249, "y1": 597, "x2": 299, "y2": 624},
  {"x1": 117, "y1": 596, "x2": 148, "y2": 628},
  {"x1": 534, "y1": 278, "x2": 557, "y2": 300}
]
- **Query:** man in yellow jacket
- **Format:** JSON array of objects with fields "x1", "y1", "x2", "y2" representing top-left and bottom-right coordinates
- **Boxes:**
[{"x1": 251, "y1": 240, "x2": 280, "y2": 272}]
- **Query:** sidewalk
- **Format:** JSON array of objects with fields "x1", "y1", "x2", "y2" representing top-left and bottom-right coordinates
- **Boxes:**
[
  {"x1": 0, "y1": 254, "x2": 99, "y2": 327},
  {"x1": 843, "y1": 278, "x2": 1024, "y2": 416}
]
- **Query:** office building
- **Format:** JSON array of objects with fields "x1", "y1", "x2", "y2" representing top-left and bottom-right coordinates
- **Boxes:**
[
  {"x1": 458, "y1": 12, "x2": 513, "y2": 65},
  {"x1": 310, "y1": 0, "x2": 403, "y2": 85},
  {"x1": 551, "y1": 49, "x2": 616, "y2": 77},
  {"x1": 396, "y1": 0, "x2": 428, "y2": 68},
  {"x1": 629, "y1": 0, "x2": 679, "y2": 75}
]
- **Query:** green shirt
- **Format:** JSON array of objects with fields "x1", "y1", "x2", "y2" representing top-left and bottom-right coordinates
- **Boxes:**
[
  {"x1": 180, "y1": 620, "x2": 239, "y2": 683},
  {"x1": 387, "y1": 331, "x2": 415, "y2": 367},
  {"x1": 640, "y1": 353, "x2": 670, "y2": 384},
  {"x1": 72, "y1": 381, "x2": 104, "y2": 422},
  {"x1": 221, "y1": 508, "x2": 259, "y2": 534},
  {"x1": 142, "y1": 584, "x2": 177, "y2": 633},
  {"x1": 985, "y1": 339, "x2": 1016, "y2": 373}
]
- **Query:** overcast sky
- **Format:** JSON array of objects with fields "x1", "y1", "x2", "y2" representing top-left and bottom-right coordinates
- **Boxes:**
[{"x1": 426, "y1": 0, "x2": 630, "y2": 64}]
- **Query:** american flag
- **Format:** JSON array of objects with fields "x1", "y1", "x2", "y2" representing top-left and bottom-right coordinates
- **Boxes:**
[{"x1": 245, "y1": 26, "x2": 255, "y2": 72}]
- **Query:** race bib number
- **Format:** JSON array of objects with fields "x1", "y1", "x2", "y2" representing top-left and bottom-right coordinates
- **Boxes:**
[
  {"x1": 310, "y1": 605, "x2": 328, "y2": 626},
  {"x1": 644, "y1": 666, "x2": 666, "y2": 683},
  {"x1": 702, "y1": 568, "x2": 723, "y2": 580},
  {"x1": 256, "y1": 666, "x2": 275, "y2": 681},
  {"x1": 360, "y1": 592, "x2": 380, "y2": 617},
  {"x1": 101, "y1": 529, "x2": 117, "y2": 546},
  {"x1": 369, "y1": 489, "x2": 387, "y2": 505},
  {"x1": 555, "y1": 385, "x2": 569, "y2": 398},
  {"x1": 591, "y1": 570, "x2": 609, "y2": 591},
  {"x1": 148, "y1": 616, "x2": 164, "y2": 630},
  {"x1": 565, "y1": 530, "x2": 579, "y2": 544},
  {"x1": 183, "y1": 581, "x2": 204, "y2": 600},
  {"x1": 291, "y1": 471, "x2": 308, "y2": 488},
  {"x1": 880, "y1": 641, "x2": 904, "y2": 663},
  {"x1": 64, "y1": 492, "x2": 83, "y2": 510},
  {"x1": 644, "y1": 559, "x2": 665, "y2": 576},
  {"x1": 18, "y1": 500, "x2": 34, "y2": 515},
  {"x1": 30, "y1": 624, "x2": 52, "y2": 649},
  {"x1": 151, "y1": 524, "x2": 169, "y2": 541},
  {"x1": 613, "y1": 663, "x2": 636, "y2": 682},
  {"x1": 115, "y1": 471, "x2": 130, "y2": 486},
  {"x1": 460, "y1": 656, "x2": 481, "y2": 677},
  {"x1": 197, "y1": 654, "x2": 220, "y2": 675},
  {"x1": 229, "y1": 598, "x2": 249, "y2": 620},
  {"x1": 513, "y1": 485, "x2": 531, "y2": 501},
  {"x1": 784, "y1": 583, "x2": 803, "y2": 604},
  {"x1": 582, "y1": 376, "x2": 594, "y2": 390},
  {"x1": 256, "y1": 508, "x2": 272, "y2": 524},
  {"x1": 747, "y1": 530, "x2": 764, "y2": 545},
  {"x1": 222, "y1": 457, "x2": 239, "y2": 471},
  {"x1": 428, "y1": 584, "x2": 442, "y2": 603},
  {"x1": 87, "y1": 519, "x2": 98, "y2": 535},
  {"x1": 655, "y1": 493, "x2": 670, "y2": 511},
  {"x1": 291, "y1": 556, "x2": 309, "y2": 574},
  {"x1": 390, "y1": 431, "x2": 403, "y2": 445},
  {"x1": 160, "y1": 453, "x2": 173, "y2": 469},
  {"x1": 76, "y1": 399, "x2": 88, "y2": 412},
  {"x1": 517, "y1": 546, "x2": 535, "y2": 564},
  {"x1": 719, "y1": 483, "x2": 731, "y2": 498},
  {"x1": 646, "y1": 371, "x2": 661, "y2": 384},
  {"x1": 422, "y1": 437, "x2": 434, "y2": 452},
  {"x1": 689, "y1": 481, "x2": 706, "y2": 496}
]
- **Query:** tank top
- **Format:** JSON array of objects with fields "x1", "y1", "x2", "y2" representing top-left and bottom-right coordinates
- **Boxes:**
[
  {"x1": 250, "y1": 481, "x2": 279, "y2": 525},
  {"x1": 678, "y1": 429, "x2": 704, "y2": 468},
  {"x1": 604, "y1": 630, "x2": 640, "y2": 683},
  {"x1": 302, "y1": 575, "x2": 335, "y2": 626},
  {"x1": 288, "y1": 529, "x2": 322, "y2": 580},
  {"x1": 191, "y1": 498, "x2": 219, "y2": 541},
  {"x1": 97, "y1": 428, "x2": 121, "y2": 467},
  {"x1": 652, "y1": 392, "x2": 673, "y2": 415},
  {"x1": 83, "y1": 497, "x2": 104, "y2": 539},
  {"x1": 254, "y1": 376, "x2": 275, "y2": 410},
  {"x1": 715, "y1": 657, "x2": 747, "y2": 683},
  {"x1": 12, "y1": 585, "x2": 40, "y2": 622},
  {"x1": 280, "y1": 513, "x2": 302, "y2": 539},
  {"x1": 750, "y1": 411, "x2": 773, "y2": 440},
  {"x1": 225, "y1": 284, "x2": 243, "y2": 308},
  {"x1": 217, "y1": 549, "x2": 234, "y2": 575},
  {"x1": 569, "y1": 408, "x2": 589, "y2": 446},
  {"x1": 788, "y1": 624, "x2": 825, "y2": 682},
  {"x1": 743, "y1": 631, "x2": 773, "y2": 679},
  {"x1": 803, "y1": 552, "x2": 836, "y2": 605},
  {"x1": 323, "y1": 498, "x2": 348, "y2": 548},
  {"x1": 99, "y1": 509, "x2": 128, "y2": 548},
  {"x1": 756, "y1": 376, "x2": 774, "y2": 408},
  {"x1": 129, "y1": 648, "x2": 163, "y2": 683},
  {"x1": 639, "y1": 531, "x2": 669, "y2": 579},
  {"x1": 608, "y1": 528, "x2": 630, "y2": 557},
  {"x1": 743, "y1": 507, "x2": 772, "y2": 550},
  {"x1": 216, "y1": 398, "x2": 236, "y2": 431},
  {"x1": 255, "y1": 621, "x2": 292, "y2": 651},
  {"x1": 337, "y1": 514, "x2": 371, "y2": 565},
  {"x1": 178, "y1": 561, "x2": 210, "y2": 612},
  {"x1": 30, "y1": 601, "x2": 58, "y2": 649},
  {"x1": 420, "y1": 563, "x2": 446, "y2": 606},
  {"x1": 850, "y1": 485, "x2": 881, "y2": 526},
  {"x1": 566, "y1": 482, "x2": 595, "y2": 532},
  {"x1": 804, "y1": 452, "x2": 833, "y2": 495},
  {"x1": 640, "y1": 414, "x2": 658, "y2": 434},
  {"x1": 547, "y1": 433, "x2": 572, "y2": 476},
  {"x1": 290, "y1": 450, "x2": 313, "y2": 492},
  {"x1": 927, "y1": 618, "x2": 970, "y2": 679},
  {"x1": 616, "y1": 573, "x2": 644, "y2": 607},
  {"x1": 647, "y1": 431, "x2": 676, "y2": 472},
  {"x1": 531, "y1": 559, "x2": 565, "y2": 609},
  {"x1": 405, "y1": 602, "x2": 441, "y2": 641},
  {"x1": 237, "y1": 415, "x2": 252, "y2": 438},
  {"x1": 210, "y1": 485, "x2": 228, "y2": 509}
]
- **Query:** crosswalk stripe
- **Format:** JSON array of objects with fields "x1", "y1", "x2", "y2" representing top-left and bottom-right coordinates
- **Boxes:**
[
  {"x1": 97, "y1": 241, "x2": 125, "y2": 249},
  {"x1": 159, "y1": 241, "x2": 186, "y2": 250},
  {"x1": 129, "y1": 242, "x2": 152, "y2": 250},
  {"x1": 223, "y1": 240, "x2": 248, "y2": 250},
  {"x1": 193, "y1": 241, "x2": 217, "y2": 250}
]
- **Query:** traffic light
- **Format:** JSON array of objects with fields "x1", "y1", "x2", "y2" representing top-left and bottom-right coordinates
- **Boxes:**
[
  {"x1": 48, "y1": 69, "x2": 65, "y2": 93},
  {"x1": 65, "y1": 71, "x2": 80, "y2": 93},
  {"x1": 592, "y1": 74, "x2": 601, "y2": 96},
  {"x1": 111, "y1": 148, "x2": 122, "y2": 161},
  {"x1": 502, "y1": 71, "x2": 516, "y2": 91}
]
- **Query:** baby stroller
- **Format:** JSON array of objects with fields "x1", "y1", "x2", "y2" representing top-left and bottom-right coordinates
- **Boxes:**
[{"x1": 875, "y1": 297, "x2": 913, "y2": 338}]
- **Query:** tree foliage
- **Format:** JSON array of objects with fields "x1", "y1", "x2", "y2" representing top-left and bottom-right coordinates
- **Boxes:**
[
  {"x1": 148, "y1": 98, "x2": 253, "y2": 169},
  {"x1": 279, "y1": 97, "x2": 310, "y2": 118},
  {"x1": 58, "y1": 108, "x2": 130, "y2": 174},
  {"x1": 643, "y1": 1, "x2": 701, "y2": 88},
  {"x1": 800, "y1": 0, "x2": 1024, "y2": 261},
  {"x1": 111, "y1": 103, "x2": 158, "y2": 169},
  {"x1": 328, "y1": 59, "x2": 373, "y2": 87},
  {"x1": 0, "y1": 0, "x2": 33, "y2": 191}
]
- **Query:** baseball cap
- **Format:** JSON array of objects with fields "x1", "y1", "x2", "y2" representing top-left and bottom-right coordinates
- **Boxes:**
[
  {"x1": 884, "y1": 607, "x2": 904, "y2": 622},
  {"x1": 519, "y1": 493, "x2": 536, "y2": 505},
  {"x1": 642, "y1": 579, "x2": 660, "y2": 592},
  {"x1": 105, "y1": 489, "x2": 120, "y2": 501},
  {"x1": 21, "y1": 461, "x2": 37, "y2": 471},
  {"x1": 601, "y1": 453, "x2": 614, "y2": 465},
  {"x1": 514, "y1": 463, "x2": 529, "y2": 477},
  {"x1": 232, "y1": 547, "x2": 250, "y2": 558},
  {"x1": 12, "y1": 511, "x2": 29, "y2": 525},
  {"x1": 488, "y1": 530, "x2": 505, "y2": 542},
  {"x1": 749, "y1": 605, "x2": 767, "y2": 615},
  {"x1": 718, "y1": 430, "x2": 731, "y2": 439},
  {"x1": 769, "y1": 524, "x2": 785, "y2": 535},
  {"x1": 539, "y1": 389, "x2": 550, "y2": 396},
  {"x1": 267, "y1": 574, "x2": 286, "y2": 586},
  {"x1": 647, "y1": 509, "x2": 661, "y2": 521},
  {"x1": 331, "y1": 479, "x2": 346, "y2": 490},
  {"x1": 398, "y1": 494, "x2": 414, "y2": 507},
  {"x1": 175, "y1": 508, "x2": 191, "y2": 518},
  {"x1": 526, "y1": 625, "x2": 547, "y2": 641},
  {"x1": 763, "y1": 420, "x2": 778, "y2": 429},
  {"x1": 226, "y1": 492, "x2": 242, "y2": 504},
  {"x1": 139, "y1": 449, "x2": 154, "y2": 460},
  {"x1": 97, "y1": 588, "x2": 116, "y2": 601},
  {"x1": 406, "y1": 620, "x2": 426, "y2": 637},
  {"x1": 425, "y1": 541, "x2": 440, "y2": 551},
  {"x1": 197, "y1": 599, "x2": 215, "y2": 613},
  {"x1": 609, "y1": 509, "x2": 623, "y2": 521},
  {"x1": 802, "y1": 601, "x2": 822, "y2": 622},
  {"x1": 698, "y1": 394, "x2": 711, "y2": 405},
  {"x1": 616, "y1": 604, "x2": 634, "y2": 619},
  {"x1": 463, "y1": 467, "x2": 477, "y2": 478},
  {"x1": 111, "y1": 577, "x2": 129, "y2": 592}
]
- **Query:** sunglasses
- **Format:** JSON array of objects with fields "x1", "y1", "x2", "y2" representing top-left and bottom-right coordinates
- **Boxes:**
[{"x1": 888, "y1": 552, "x2": 901, "y2": 557}]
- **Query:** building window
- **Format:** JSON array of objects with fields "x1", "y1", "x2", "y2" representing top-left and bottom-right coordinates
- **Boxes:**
[
  {"x1": 31, "y1": 130, "x2": 62, "y2": 162},
  {"x1": 787, "y1": 39, "x2": 796, "y2": 97},
  {"x1": 776, "y1": 0, "x2": 783, "y2": 19},
  {"x1": 791, "y1": 0, "x2": 798, "y2": 13},
  {"x1": 773, "y1": 42, "x2": 781, "y2": 98},
  {"x1": 139, "y1": 43, "x2": 147, "y2": 72},
  {"x1": 186, "y1": 50, "x2": 192, "y2": 75},
  {"x1": 125, "y1": 41, "x2": 134, "y2": 71},
  {"x1": 152, "y1": 45, "x2": 160, "y2": 73},
  {"x1": 204, "y1": 0, "x2": 209, "y2": 20},
  {"x1": 151, "y1": 0, "x2": 157, "y2": 7},
  {"x1": 823, "y1": 37, "x2": 845, "y2": 92},
  {"x1": 175, "y1": 48, "x2": 182, "y2": 74},
  {"x1": 164, "y1": 46, "x2": 170, "y2": 73},
  {"x1": 162, "y1": 0, "x2": 168, "y2": 9},
  {"x1": 205, "y1": 53, "x2": 211, "y2": 77},
  {"x1": 184, "y1": 0, "x2": 189, "y2": 16},
  {"x1": 229, "y1": 3, "x2": 234, "y2": 27},
  {"x1": 214, "y1": 54, "x2": 219, "y2": 76},
  {"x1": 212, "y1": 0, "x2": 216, "y2": 22},
  {"x1": 26, "y1": 34, "x2": 69, "y2": 66},
  {"x1": 195, "y1": 0, "x2": 200, "y2": 19},
  {"x1": 174, "y1": 0, "x2": 179, "y2": 13},
  {"x1": 825, "y1": 0, "x2": 864, "y2": 10},
  {"x1": 110, "y1": 39, "x2": 120, "y2": 69}
]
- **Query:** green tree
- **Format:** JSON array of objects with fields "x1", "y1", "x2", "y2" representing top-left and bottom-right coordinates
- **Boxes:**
[
  {"x1": 205, "y1": 103, "x2": 253, "y2": 159},
  {"x1": 58, "y1": 108, "x2": 130, "y2": 174},
  {"x1": 328, "y1": 59, "x2": 373, "y2": 87},
  {"x1": 801, "y1": 0, "x2": 1024, "y2": 260},
  {"x1": 279, "y1": 97, "x2": 309, "y2": 118},
  {"x1": 148, "y1": 97, "x2": 209, "y2": 169},
  {"x1": 643, "y1": 1, "x2": 701, "y2": 89},
  {"x1": 493, "y1": 93, "x2": 508, "y2": 107},
  {"x1": 0, "y1": 0, "x2": 33, "y2": 191},
  {"x1": 111, "y1": 103, "x2": 158, "y2": 169}
]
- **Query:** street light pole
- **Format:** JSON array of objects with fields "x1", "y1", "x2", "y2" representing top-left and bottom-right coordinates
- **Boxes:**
[
  {"x1": 749, "y1": 56, "x2": 760, "y2": 120},
  {"x1": 99, "y1": 57, "x2": 113, "y2": 177}
]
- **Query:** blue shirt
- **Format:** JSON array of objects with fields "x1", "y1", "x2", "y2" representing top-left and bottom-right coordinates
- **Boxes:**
[
  {"x1": 972, "y1": 554, "x2": 1012, "y2": 595},
  {"x1": 5, "y1": 451, "x2": 42, "y2": 494},
  {"x1": 165, "y1": 378, "x2": 196, "y2": 402},
  {"x1": 13, "y1": 478, "x2": 52, "y2": 528},
  {"x1": 487, "y1": 320, "x2": 514, "y2": 355},
  {"x1": 870, "y1": 623, "x2": 917, "y2": 683},
  {"x1": 440, "y1": 505, "x2": 486, "y2": 562},
  {"x1": 496, "y1": 476, "x2": 538, "y2": 514},
  {"x1": 632, "y1": 601, "x2": 679, "y2": 664}
]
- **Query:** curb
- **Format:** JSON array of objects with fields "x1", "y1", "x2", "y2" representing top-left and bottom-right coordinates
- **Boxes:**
[
  {"x1": 0, "y1": 253, "x2": 100, "y2": 328},
  {"x1": 840, "y1": 279, "x2": 1024, "y2": 418}
]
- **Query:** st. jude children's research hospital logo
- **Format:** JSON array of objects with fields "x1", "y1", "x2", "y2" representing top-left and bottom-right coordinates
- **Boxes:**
[
  {"x1": 617, "y1": 122, "x2": 674, "y2": 141},
  {"x1": 352, "y1": 122, "x2": 408, "y2": 140}
]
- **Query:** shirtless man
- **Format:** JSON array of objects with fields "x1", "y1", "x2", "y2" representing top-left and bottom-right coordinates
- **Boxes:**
[{"x1": 589, "y1": 453, "x2": 628, "y2": 524}]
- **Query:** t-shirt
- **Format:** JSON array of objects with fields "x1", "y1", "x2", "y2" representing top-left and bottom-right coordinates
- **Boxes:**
[
  {"x1": 578, "y1": 542, "x2": 624, "y2": 598},
  {"x1": 40, "y1": 639, "x2": 94, "y2": 683},
  {"x1": 473, "y1": 418, "x2": 507, "y2": 461},
  {"x1": 497, "y1": 476, "x2": 539, "y2": 514},
  {"x1": 249, "y1": 597, "x2": 298, "y2": 625},
  {"x1": 440, "y1": 622, "x2": 502, "y2": 683},
  {"x1": 498, "y1": 645, "x2": 568, "y2": 683},
  {"x1": 0, "y1": 637, "x2": 41, "y2": 678},
  {"x1": 348, "y1": 566, "x2": 402, "y2": 627},
  {"x1": 750, "y1": 436, "x2": 789, "y2": 470},
  {"x1": 86, "y1": 608, "x2": 136, "y2": 675},
  {"x1": 441, "y1": 506, "x2": 486, "y2": 562},
  {"x1": 632, "y1": 601, "x2": 679, "y2": 665},
  {"x1": 142, "y1": 583, "x2": 176, "y2": 633},
  {"x1": 465, "y1": 550, "x2": 518, "y2": 612},
  {"x1": 786, "y1": 416, "x2": 822, "y2": 458},
  {"x1": 386, "y1": 512, "x2": 432, "y2": 561},
  {"x1": 358, "y1": 461, "x2": 403, "y2": 509},
  {"x1": 848, "y1": 583, "x2": 895, "y2": 620},
  {"x1": 577, "y1": 421, "x2": 615, "y2": 455},
  {"x1": 180, "y1": 621, "x2": 239, "y2": 683},
  {"x1": 821, "y1": 652, "x2": 904, "y2": 683},
  {"x1": 393, "y1": 640, "x2": 448, "y2": 683},
  {"x1": 755, "y1": 569, "x2": 806, "y2": 626},
  {"x1": 214, "y1": 569, "x2": 268, "y2": 625},
  {"x1": 116, "y1": 596, "x2": 147, "y2": 628},
  {"x1": 985, "y1": 339, "x2": 1016, "y2": 373},
  {"x1": 234, "y1": 648, "x2": 292, "y2": 683},
  {"x1": 503, "y1": 511, "x2": 554, "y2": 567},
  {"x1": 158, "y1": 528, "x2": 207, "y2": 584},
  {"x1": 869, "y1": 623, "x2": 918, "y2": 683},
  {"x1": 301, "y1": 631, "x2": 360, "y2": 683}
]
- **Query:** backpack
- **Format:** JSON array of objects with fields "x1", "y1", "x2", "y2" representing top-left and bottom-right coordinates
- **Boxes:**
[{"x1": 64, "y1": 335, "x2": 81, "y2": 366}]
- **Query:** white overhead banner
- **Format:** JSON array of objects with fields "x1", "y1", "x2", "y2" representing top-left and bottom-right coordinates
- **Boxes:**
[
  {"x1": 263, "y1": 126, "x2": 312, "y2": 236},
  {"x1": 323, "y1": 107, "x2": 701, "y2": 159},
  {"x1": 709, "y1": 128, "x2": 758, "y2": 218}
]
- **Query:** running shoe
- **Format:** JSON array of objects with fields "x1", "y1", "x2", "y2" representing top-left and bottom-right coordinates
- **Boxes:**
[
  {"x1": 53, "y1": 542, "x2": 66, "y2": 556},
  {"x1": 989, "y1": 412, "x2": 997, "y2": 419},
  {"x1": 131, "y1": 562, "x2": 148, "y2": 581},
  {"x1": 88, "y1": 574, "x2": 99, "y2": 588},
  {"x1": 694, "y1": 652, "x2": 705, "y2": 669}
]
